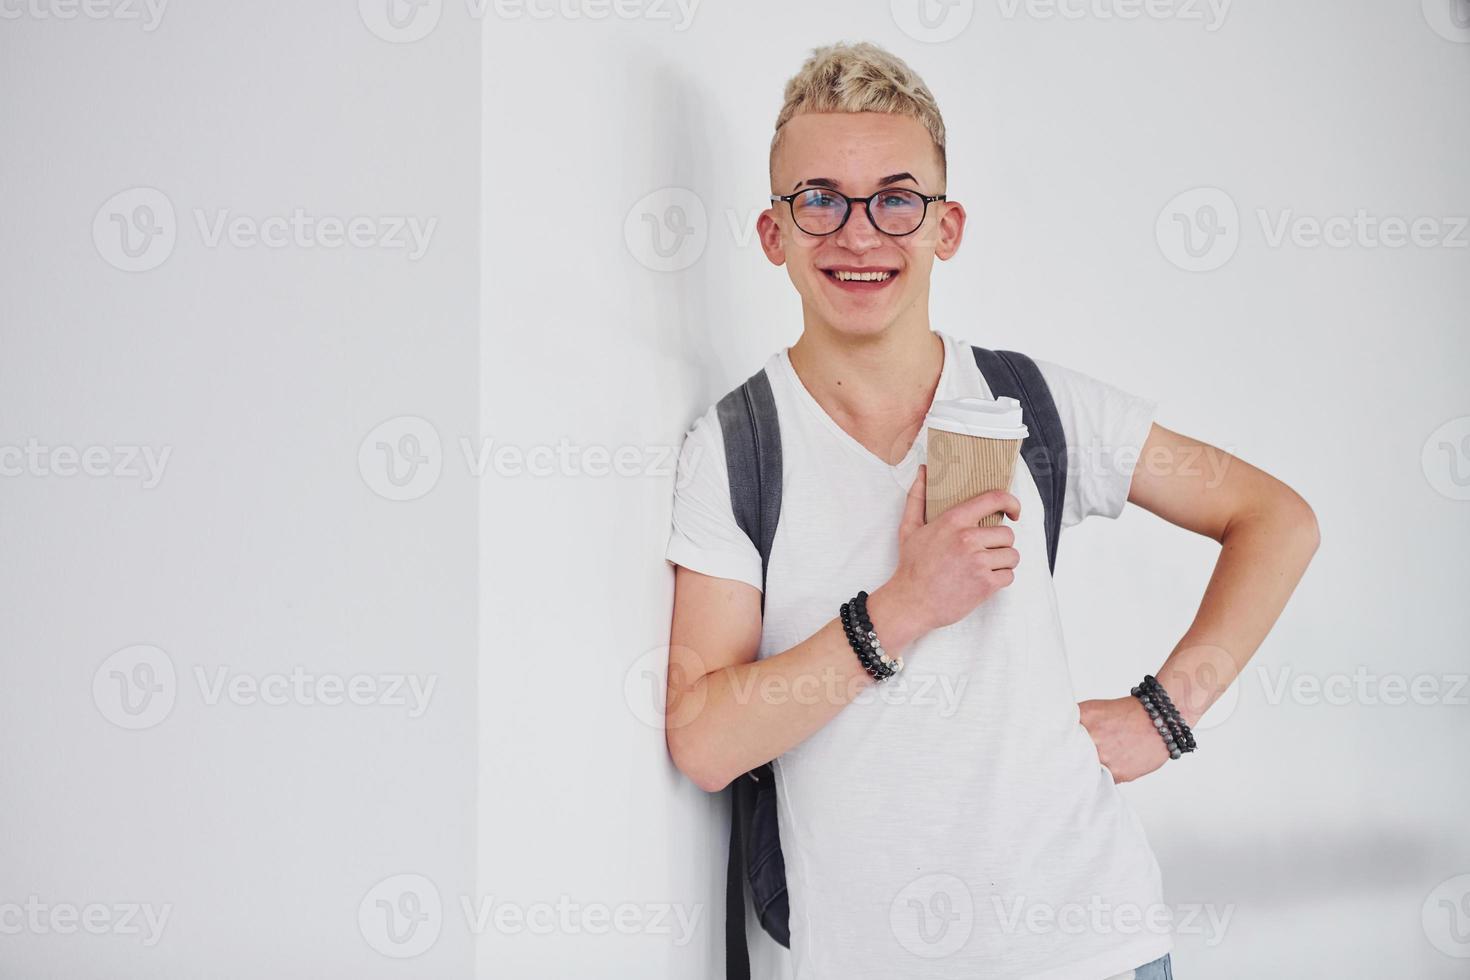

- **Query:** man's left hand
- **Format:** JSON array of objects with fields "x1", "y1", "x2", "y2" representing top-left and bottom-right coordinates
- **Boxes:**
[{"x1": 1078, "y1": 696, "x2": 1170, "y2": 783}]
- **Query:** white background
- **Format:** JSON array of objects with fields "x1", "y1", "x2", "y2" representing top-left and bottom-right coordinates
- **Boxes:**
[
  {"x1": 2, "y1": 1, "x2": 1467, "y2": 978},
  {"x1": 1, "y1": 3, "x2": 479, "y2": 978}
]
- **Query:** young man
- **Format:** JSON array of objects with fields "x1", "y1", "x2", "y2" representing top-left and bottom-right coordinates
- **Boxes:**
[{"x1": 663, "y1": 42, "x2": 1318, "y2": 980}]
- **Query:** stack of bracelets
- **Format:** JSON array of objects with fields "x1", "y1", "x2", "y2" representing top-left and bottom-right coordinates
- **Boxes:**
[
  {"x1": 1130, "y1": 674, "x2": 1197, "y2": 760},
  {"x1": 839, "y1": 590, "x2": 903, "y2": 681}
]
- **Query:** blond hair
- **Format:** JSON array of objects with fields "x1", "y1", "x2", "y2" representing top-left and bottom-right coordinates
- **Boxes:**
[{"x1": 770, "y1": 41, "x2": 947, "y2": 186}]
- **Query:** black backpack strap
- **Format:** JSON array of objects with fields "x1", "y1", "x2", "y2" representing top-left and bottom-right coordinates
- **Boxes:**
[
  {"x1": 724, "y1": 802, "x2": 750, "y2": 980},
  {"x1": 715, "y1": 367, "x2": 784, "y2": 980},
  {"x1": 716, "y1": 368, "x2": 783, "y2": 611},
  {"x1": 970, "y1": 347, "x2": 1068, "y2": 573}
]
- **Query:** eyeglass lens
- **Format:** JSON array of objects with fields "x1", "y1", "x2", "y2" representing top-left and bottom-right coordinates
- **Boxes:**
[{"x1": 791, "y1": 188, "x2": 927, "y2": 235}]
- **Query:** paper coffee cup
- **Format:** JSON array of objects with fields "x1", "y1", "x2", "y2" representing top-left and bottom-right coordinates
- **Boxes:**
[{"x1": 923, "y1": 396, "x2": 1028, "y2": 525}]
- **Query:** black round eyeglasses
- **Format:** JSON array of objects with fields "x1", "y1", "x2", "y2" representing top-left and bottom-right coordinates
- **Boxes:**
[{"x1": 770, "y1": 187, "x2": 947, "y2": 237}]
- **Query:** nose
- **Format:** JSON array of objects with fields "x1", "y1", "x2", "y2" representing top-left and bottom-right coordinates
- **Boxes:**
[{"x1": 832, "y1": 198, "x2": 884, "y2": 250}]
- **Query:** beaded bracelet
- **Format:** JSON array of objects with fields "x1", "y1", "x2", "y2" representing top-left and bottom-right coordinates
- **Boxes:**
[
  {"x1": 840, "y1": 597, "x2": 894, "y2": 681},
  {"x1": 840, "y1": 589, "x2": 903, "y2": 681},
  {"x1": 1130, "y1": 674, "x2": 1197, "y2": 760},
  {"x1": 1137, "y1": 677, "x2": 1194, "y2": 757},
  {"x1": 1147, "y1": 674, "x2": 1197, "y2": 752}
]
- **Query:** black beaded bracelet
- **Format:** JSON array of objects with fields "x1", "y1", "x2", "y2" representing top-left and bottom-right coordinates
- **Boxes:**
[
  {"x1": 840, "y1": 599, "x2": 894, "y2": 681},
  {"x1": 838, "y1": 602, "x2": 880, "y2": 677},
  {"x1": 1130, "y1": 674, "x2": 1196, "y2": 760},
  {"x1": 840, "y1": 589, "x2": 903, "y2": 681},
  {"x1": 853, "y1": 591, "x2": 899, "y2": 679}
]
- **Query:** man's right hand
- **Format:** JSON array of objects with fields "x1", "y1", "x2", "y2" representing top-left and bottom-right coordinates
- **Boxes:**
[{"x1": 885, "y1": 463, "x2": 1021, "y2": 632}]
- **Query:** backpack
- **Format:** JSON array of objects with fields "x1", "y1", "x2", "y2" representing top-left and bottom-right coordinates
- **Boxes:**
[{"x1": 713, "y1": 344, "x2": 1069, "y2": 980}]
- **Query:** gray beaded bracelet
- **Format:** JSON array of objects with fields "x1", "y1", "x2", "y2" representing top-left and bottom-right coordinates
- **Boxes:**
[{"x1": 1130, "y1": 675, "x2": 1196, "y2": 760}]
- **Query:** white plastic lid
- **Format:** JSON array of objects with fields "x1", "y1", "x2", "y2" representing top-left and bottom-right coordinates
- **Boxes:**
[{"x1": 924, "y1": 396, "x2": 1028, "y2": 439}]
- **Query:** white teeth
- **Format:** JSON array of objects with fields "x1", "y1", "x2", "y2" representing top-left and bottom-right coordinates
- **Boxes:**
[{"x1": 831, "y1": 270, "x2": 893, "y2": 282}]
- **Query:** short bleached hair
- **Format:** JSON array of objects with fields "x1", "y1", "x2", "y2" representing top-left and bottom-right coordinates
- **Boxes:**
[{"x1": 770, "y1": 41, "x2": 948, "y2": 186}]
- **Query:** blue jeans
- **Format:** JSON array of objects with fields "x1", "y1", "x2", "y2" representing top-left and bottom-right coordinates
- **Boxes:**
[{"x1": 1132, "y1": 953, "x2": 1173, "y2": 979}]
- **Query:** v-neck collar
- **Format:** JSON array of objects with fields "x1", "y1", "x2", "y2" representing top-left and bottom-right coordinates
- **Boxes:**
[{"x1": 777, "y1": 330, "x2": 952, "y2": 472}]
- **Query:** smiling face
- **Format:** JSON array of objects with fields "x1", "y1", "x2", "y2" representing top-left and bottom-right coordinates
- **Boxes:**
[{"x1": 759, "y1": 111, "x2": 965, "y2": 340}]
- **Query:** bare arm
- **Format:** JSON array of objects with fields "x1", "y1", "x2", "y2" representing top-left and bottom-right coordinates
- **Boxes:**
[
  {"x1": 1081, "y1": 422, "x2": 1321, "y2": 781},
  {"x1": 664, "y1": 568, "x2": 925, "y2": 793}
]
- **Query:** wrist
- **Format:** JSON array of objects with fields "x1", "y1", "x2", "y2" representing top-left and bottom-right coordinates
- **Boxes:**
[
  {"x1": 1154, "y1": 667, "x2": 1206, "y2": 728},
  {"x1": 1130, "y1": 674, "x2": 1197, "y2": 761},
  {"x1": 865, "y1": 579, "x2": 931, "y2": 655}
]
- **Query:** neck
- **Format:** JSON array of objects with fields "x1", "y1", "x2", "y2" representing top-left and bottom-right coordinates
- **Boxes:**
[{"x1": 787, "y1": 320, "x2": 945, "y2": 427}]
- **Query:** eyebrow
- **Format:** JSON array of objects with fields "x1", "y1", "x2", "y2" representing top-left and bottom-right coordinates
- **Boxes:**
[{"x1": 791, "y1": 172, "x2": 920, "y2": 193}]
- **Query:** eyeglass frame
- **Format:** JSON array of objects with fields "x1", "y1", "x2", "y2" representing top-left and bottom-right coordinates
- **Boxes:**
[{"x1": 769, "y1": 186, "x2": 948, "y2": 237}]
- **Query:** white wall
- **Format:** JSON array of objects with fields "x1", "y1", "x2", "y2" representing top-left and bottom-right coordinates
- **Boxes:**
[
  {"x1": 3, "y1": 2, "x2": 1465, "y2": 978},
  {"x1": 0, "y1": 5, "x2": 479, "y2": 978},
  {"x1": 483, "y1": 2, "x2": 1469, "y2": 979}
]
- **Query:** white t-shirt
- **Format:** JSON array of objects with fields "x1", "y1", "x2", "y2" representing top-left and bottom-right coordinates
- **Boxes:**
[{"x1": 665, "y1": 329, "x2": 1170, "y2": 980}]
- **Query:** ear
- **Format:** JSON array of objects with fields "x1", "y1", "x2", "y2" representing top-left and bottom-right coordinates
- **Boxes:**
[
  {"x1": 933, "y1": 201, "x2": 966, "y2": 261},
  {"x1": 757, "y1": 208, "x2": 786, "y2": 267}
]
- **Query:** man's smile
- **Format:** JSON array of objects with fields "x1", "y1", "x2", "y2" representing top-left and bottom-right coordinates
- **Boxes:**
[{"x1": 820, "y1": 265, "x2": 901, "y2": 292}]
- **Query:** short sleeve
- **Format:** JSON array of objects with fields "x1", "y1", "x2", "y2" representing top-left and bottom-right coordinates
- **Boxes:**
[
  {"x1": 1033, "y1": 359, "x2": 1158, "y2": 527},
  {"x1": 664, "y1": 404, "x2": 764, "y2": 593}
]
